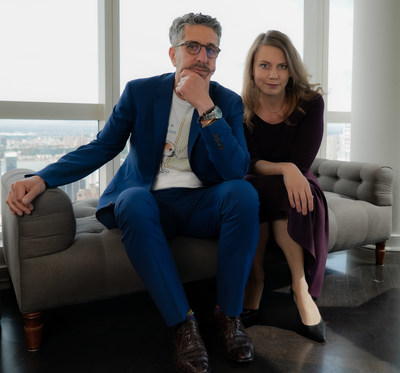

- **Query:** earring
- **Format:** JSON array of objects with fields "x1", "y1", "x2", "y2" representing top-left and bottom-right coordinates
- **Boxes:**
[{"x1": 287, "y1": 77, "x2": 295, "y2": 89}]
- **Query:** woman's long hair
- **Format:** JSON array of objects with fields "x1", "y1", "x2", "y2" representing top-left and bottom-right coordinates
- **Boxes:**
[{"x1": 242, "y1": 30, "x2": 323, "y2": 130}]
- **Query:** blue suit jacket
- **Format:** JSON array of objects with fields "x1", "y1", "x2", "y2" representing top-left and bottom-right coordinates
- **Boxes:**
[{"x1": 37, "y1": 73, "x2": 249, "y2": 228}]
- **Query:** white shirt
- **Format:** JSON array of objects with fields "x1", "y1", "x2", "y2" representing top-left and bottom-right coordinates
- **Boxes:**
[{"x1": 151, "y1": 92, "x2": 204, "y2": 190}]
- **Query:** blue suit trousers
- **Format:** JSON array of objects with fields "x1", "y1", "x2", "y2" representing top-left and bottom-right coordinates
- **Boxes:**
[{"x1": 113, "y1": 179, "x2": 259, "y2": 326}]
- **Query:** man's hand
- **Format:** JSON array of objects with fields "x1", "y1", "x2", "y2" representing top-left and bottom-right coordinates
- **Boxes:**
[
  {"x1": 175, "y1": 69, "x2": 214, "y2": 114},
  {"x1": 6, "y1": 175, "x2": 46, "y2": 216}
]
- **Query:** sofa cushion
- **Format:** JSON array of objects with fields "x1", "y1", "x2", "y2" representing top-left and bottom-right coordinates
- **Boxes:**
[{"x1": 325, "y1": 191, "x2": 391, "y2": 252}]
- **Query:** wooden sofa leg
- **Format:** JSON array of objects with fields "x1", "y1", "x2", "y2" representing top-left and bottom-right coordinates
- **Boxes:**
[
  {"x1": 375, "y1": 242, "x2": 386, "y2": 266},
  {"x1": 23, "y1": 311, "x2": 43, "y2": 352}
]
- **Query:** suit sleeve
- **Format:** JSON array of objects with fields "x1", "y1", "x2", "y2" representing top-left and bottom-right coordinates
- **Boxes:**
[
  {"x1": 34, "y1": 83, "x2": 135, "y2": 188},
  {"x1": 195, "y1": 90, "x2": 249, "y2": 180}
]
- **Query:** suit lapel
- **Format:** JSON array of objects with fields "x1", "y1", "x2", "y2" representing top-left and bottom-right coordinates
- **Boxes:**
[
  {"x1": 152, "y1": 74, "x2": 175, "y2": 165},
  {"x1": 188, "y1": 83, "x2": 215, "y2": 156},
  {"x1": 188, "y1": 109, "x2": 200, "y2": 156}
]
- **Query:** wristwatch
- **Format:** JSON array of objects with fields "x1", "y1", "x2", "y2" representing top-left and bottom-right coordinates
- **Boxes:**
[{"x1": 197, "y1": 105, "x2": 223, "y2": 127}]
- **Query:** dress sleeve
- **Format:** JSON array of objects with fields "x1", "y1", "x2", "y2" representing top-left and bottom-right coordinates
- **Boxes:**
[{"x1": 289, "y1": 94, "x2": 324, "y2": 173}]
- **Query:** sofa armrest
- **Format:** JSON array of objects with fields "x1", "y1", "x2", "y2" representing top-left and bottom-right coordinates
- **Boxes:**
[
  {"x1": 311, "y1": 158, "x2": 393, "y2": 206},
  {"x1": 1, "y1": 169, "x2": 76, "y2": 261}
]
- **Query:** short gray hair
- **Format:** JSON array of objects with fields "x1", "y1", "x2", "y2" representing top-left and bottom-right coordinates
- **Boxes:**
[{"x1": 169, "y1": 13, "x2": 222, "y2": 46}]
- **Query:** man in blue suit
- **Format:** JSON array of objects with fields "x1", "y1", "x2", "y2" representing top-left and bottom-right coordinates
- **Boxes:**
[{"x1": 7, "y1": 13, "x2": 260, "y2": 373}]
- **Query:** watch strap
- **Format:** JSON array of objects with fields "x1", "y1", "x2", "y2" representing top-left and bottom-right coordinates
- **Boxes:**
[{"x1": 197, "y1": 105, "x2": 216, "y2": 123}]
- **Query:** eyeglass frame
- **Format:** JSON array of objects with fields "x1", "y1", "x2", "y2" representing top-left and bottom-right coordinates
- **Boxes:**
[{"x1": 174, "y1": 40, "x2": 221, "y2": 59}]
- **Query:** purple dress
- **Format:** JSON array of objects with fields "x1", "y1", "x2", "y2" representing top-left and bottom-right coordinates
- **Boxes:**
[{"x1": 244, "y1": 94, "x2": 329, "y2": 298}]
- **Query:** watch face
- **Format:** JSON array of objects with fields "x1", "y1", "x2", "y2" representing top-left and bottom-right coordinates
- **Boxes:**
[
  {"x1": 206, "y1": 106, "x2": 222, "y2": 120},
  {"x1": 198, "y1": 105, "x2": 223, "y2": 124}
]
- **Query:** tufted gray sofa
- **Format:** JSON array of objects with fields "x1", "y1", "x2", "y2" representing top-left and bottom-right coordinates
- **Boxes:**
[
  {"x1": 311, "y1": 158, "x2": 393, "y2": 263},
  {"x1": 0, "y1": 158, "x2": 394, "y2": 351}
]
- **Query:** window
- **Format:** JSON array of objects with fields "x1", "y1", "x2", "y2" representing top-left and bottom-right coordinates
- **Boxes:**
[
  {"x1": 327, "y1": 0, "x2": 353, "y2": 112},
  {"x1": 0, "y1": 0, "x2": 101, "y2": 228},
  {"x1": 0, "y1": 119, "x2": 99, "y2": 226},
  {"x1": 0, "y1": 0, "x2": 98, "y2": 103},
  {"x1": 326, "y1": 0, "x2": 353, "y2": 160},
  {"x1": 326, "y1": 122, "x2": 351, "y2": 160}
]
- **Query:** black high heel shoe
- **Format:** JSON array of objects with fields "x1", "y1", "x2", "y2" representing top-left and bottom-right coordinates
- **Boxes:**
[
  {"x1": 240, "y1": 308, "x2": 260, "y2": 327},
  {"x1": 241, "y1": 282, "x2": 264, "y2": 327},
  {"x1": 241, "y1": 294, "x2": 263, "y2": 327},
  {"x1": 301, "y1": 318, "x2": 327, "y2": 343},
  {"x1": 290, "y1": 287, "x2": 327, "y2": 343}
]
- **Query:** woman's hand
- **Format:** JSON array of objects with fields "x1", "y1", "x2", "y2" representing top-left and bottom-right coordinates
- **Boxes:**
[{"x1": 282, "y1": 163, "x2": 314, "y2": 215}]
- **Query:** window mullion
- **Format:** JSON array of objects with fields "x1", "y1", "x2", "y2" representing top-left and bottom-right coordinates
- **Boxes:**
[
  {"x1": 303, "y1": 0, "x2": 330, "y2": 158},
  {"x1": 98, "y1": 0, "x2": 120, "y2": 193}
]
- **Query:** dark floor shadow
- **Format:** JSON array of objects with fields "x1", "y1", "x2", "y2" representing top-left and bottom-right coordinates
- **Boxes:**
[{"x1": 320, "y1": 288, "x2": 400, "y2": 367}]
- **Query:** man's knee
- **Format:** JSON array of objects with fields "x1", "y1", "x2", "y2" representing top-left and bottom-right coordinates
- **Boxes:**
[
  {"x1": 114, "y1": 187, "x2": 159, "y2": 223},
  {"x1": 223, "y1": 179, "x2": 259, "y2": 210}
]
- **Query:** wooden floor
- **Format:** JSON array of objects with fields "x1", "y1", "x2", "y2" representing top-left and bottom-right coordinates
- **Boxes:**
[{"x1": 1, "y1": 247, "x2": 400, "y2": 373}]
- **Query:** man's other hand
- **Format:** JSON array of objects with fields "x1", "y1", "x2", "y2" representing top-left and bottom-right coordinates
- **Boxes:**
[{"x1": 6, "y1": 175, "x2": 46, "y2": 216}]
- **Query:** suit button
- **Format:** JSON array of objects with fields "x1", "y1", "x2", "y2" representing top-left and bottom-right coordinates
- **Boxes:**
[{"x1": 213, "y1": 133, "x2": 224, "y2": 150}]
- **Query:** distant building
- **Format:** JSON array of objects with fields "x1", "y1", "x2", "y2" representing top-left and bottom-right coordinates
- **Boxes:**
[
  {"x1": 59, "y1": 178, "x2": 99, "y2": 202},
  {"x1": 5, "y1": 152, "x2": 18, "y2": 171}
]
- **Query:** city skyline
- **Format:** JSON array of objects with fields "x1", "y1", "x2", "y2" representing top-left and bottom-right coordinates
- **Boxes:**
[{"x1": 0, "y1": 120, "x2": 101, "y2": 213}]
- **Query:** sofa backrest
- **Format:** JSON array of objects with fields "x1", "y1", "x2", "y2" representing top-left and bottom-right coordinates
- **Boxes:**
[{"x1": 311, "y1": 158, "x2": 393, "y2": 206}]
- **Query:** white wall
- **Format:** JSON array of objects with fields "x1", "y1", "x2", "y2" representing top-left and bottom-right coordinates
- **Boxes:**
[{"x1": 351, "y1": 0, "x2": 400, "y2": 248}]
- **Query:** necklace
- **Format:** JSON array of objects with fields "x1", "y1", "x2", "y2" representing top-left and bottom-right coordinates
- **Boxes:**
[
  {"x1": 265, "y1": 102, "x2": 286, "y2": 114},
  {"x1": 268, "y1": 107, "x2": 281, "y2": 113},
  {"x1": 266, "y1": 102, "x2": 286, "y2": 114}
]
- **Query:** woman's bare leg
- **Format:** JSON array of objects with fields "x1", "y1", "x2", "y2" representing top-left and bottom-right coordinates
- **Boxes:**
[{"x1": 272, "y1": 218, "x2": 321, "y2": 326}]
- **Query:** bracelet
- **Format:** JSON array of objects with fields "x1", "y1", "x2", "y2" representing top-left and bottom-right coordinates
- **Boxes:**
[
  {"x1": 197, "y1": 105, "x2": 216, "y2": 123},
  {"x1": 201, "y1": 118, "x2": 218, "y2": 128}
]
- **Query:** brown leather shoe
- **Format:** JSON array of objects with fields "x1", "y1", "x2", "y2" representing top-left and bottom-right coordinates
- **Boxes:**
[
  {"x1": 172, "y1": 319, "x2": 209, "y2": 373},
  {"x1": 214, "y1": 311, "x2": 254, "y2": 363}
]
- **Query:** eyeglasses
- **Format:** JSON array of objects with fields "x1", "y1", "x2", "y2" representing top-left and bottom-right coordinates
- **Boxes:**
[{"x1": 174, "y1": 41, "x2": 221, "y2": 59}]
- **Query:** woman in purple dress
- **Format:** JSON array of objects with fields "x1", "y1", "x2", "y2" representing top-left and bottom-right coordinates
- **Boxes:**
[{"x1": 241, "y1": 30, "x2": 329, "y2": 343}]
